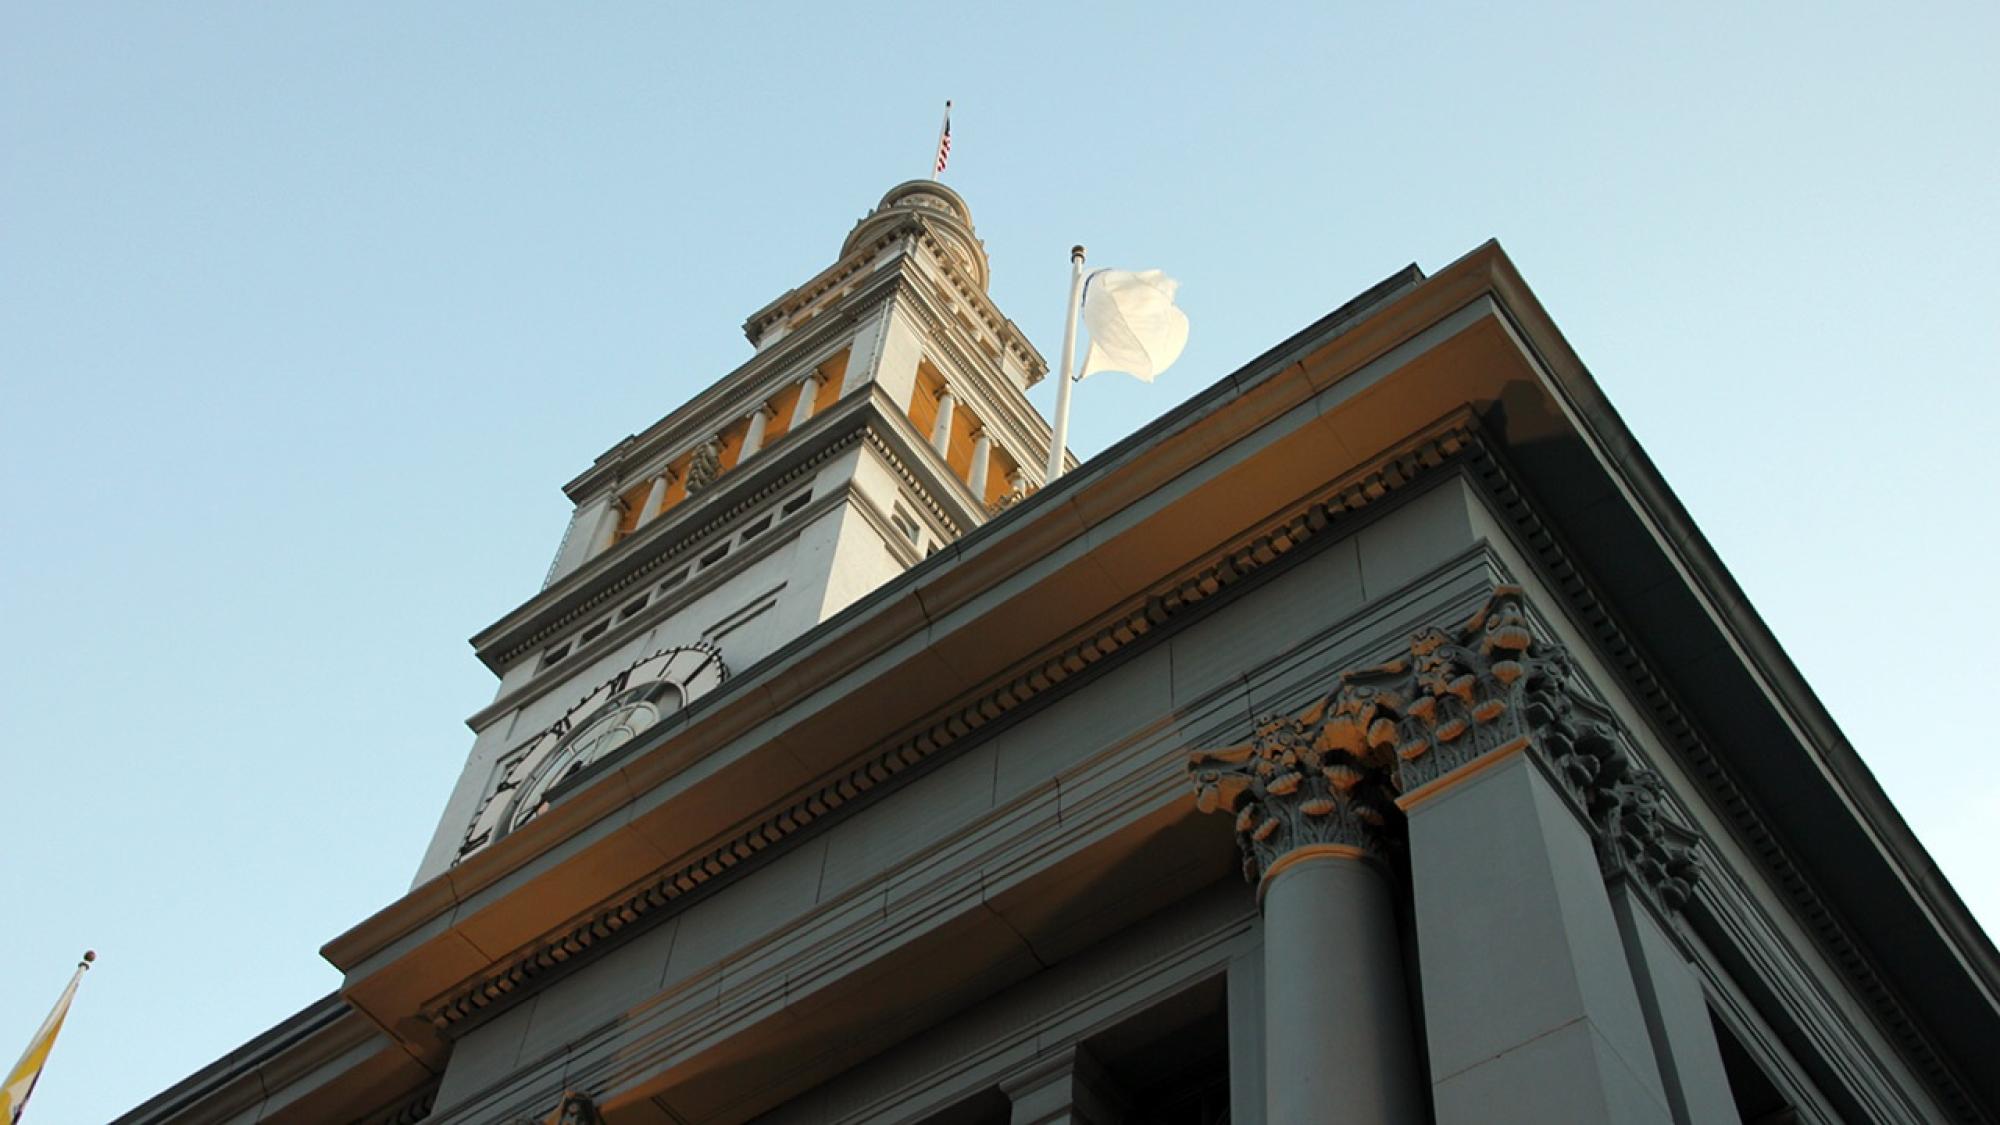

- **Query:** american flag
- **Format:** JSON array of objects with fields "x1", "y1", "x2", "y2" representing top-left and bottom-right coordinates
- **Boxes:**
[{"x1": 933, "y1": 102, "x2": 952, "y2": 178}]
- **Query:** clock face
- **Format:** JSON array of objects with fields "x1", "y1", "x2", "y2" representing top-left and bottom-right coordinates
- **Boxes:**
[{"x1": 456, "y1": 644, "x2": 727, "y2": 862}]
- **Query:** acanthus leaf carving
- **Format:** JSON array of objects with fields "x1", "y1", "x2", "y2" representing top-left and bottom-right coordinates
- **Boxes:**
[
  {"x1": 1187, "y1": 586, "x2": 1704, "y2": 912},
  {"x1": 1187, "y1": 698, "x2": 1401, "y2": 881}
]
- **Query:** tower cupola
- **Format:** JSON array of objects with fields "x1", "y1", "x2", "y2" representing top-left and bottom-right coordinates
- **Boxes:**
[{"x1": 841, "y1": 180, "x2": 991, "y2": 290}]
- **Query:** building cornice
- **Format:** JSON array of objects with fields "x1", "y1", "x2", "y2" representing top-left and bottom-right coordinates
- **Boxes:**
[
  {"x1": 744, "y1": 201, "x2": 1043, "y2": 381},
  {"x1": 473, "y1": 400, "x2": 873, "y2": 673},
  {"x1": 317, "y1": 242, "x2": 2000, "y2": 1120}
]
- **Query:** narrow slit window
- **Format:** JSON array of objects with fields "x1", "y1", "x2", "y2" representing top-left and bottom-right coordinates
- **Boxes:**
[
  {"x1": 620, "y1": 594, "x2": 649, "y2": 620},
  {"x1": 578, "y1": 618, "x2": 609, "y2": 646},
  {"x1": 700, "y1": 543, "x2": 730, "y2": 568},
  {"x1": 781, "y1": 489, "x2": 812, "y2": 516},
  {"x1": 659, "y1": 567, "x2": 690, "y2": 592},
  {"x1": 740, "y1": 514, "x2": 773, "y2": 542}
]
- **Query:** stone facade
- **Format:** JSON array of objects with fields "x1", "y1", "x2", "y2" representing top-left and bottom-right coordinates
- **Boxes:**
[{"x1": 114, "y1": 198, "x2": 2000, "y2": 1125}]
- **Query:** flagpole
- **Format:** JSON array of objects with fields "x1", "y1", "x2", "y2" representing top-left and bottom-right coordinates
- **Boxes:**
[
  {"x1": 929, "y1": 100, "x2": 951, "y2": 180},
  {"x1": 3, "y1": 952, "x2": 95, "y2": 1123},
  {"x1": 1044, "y1": 245, "x2": 1086, "y2": 483}
]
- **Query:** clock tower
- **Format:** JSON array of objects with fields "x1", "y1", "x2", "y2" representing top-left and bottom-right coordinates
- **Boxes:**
[{"x1": 415, "y1": 181, "x2": 1055, "y2": 882}]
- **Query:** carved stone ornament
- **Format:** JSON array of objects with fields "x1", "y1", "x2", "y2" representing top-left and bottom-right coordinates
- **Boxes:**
[
  {"x1": 1187, "y1": 587, "x2": 1703, "y2": 909},
  {"x1": 984, "y1": 485, "x2": 1034, "y2": 517},
  {"x1": 1188, "y1": 702, "x2": 1401, "y2": 882},
  {"x1": 512, "y1": 1091, "x2": 604, "y2": 1125},
  {"x1": 683, "y1": 439, "x2": 723, "y2": 495}
]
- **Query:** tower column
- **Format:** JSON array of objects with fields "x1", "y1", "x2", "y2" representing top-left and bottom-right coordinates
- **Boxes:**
[
  {"x1": 930, "y1": 389, "x2": 956, "y2": 457},
  {"x1": 789, "y1": 373, "x2": 821, "y2": 431},
  {"x1": 591, "y1": 495, "x2": 628, "y2": 555},
  {"x1": 1187, "y1": 717, "x2": 1422, "y2": 1125},
  {"x1": 968, "y1": 429, "x2": 993, "y2": 499},
  {"x1": 741, "y1": 405, "x2": 773, "y2": 461},
  {"x1": 635, "y1": 472, "x2": 671, "y2": 530}
]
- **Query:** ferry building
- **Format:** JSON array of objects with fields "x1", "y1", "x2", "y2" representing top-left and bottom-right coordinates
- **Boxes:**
[{"x1": 118, "y1": 182, "x2": 2000, "y2": 1124}]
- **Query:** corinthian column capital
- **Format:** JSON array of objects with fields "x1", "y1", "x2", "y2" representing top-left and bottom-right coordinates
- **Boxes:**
[
  {"x1": 1187, "y1": 586, "x2": 1703, "y2": 913},
  {"x1": 1187, "y1": 705, "x2": 1399, "y2": 894}
]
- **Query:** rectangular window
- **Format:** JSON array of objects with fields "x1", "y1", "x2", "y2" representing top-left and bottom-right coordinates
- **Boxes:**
[
  {"x1": 700, "y1": 542, "x2": 730, "y2": 568},
  {"x1": 619, "y1": 594, "x2": 649, "y2": 620},
  {"x1": 891, "y1": 503, "x2": 922, "y2": 546},
  {"x1": 541, "y1": 643, "x2": 571, "y2": 668},
  {"x1": 659, "y1": 567, "x2": 690, "y2": 592},
  {"x1": 578, "y1": 618, "x2": 609, "y2": 646},
  {"x1": 781, "y1": 489, "x2": 813, "y2": 516},
  {"x1": 740, "y1": 514, "x2": 773, "y2": 542}
]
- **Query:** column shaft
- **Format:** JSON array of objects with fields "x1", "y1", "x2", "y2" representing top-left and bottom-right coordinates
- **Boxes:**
[
  {"x1": 931, "y1": 389, "x2": 956, "y2": 457},
  {"x1": 741, "y1": 406, "x2": 771, "y2": 460},
  {"x1": 1404, "y1": 750, "x2": 1673, "y2": 1124},
  {"x1": 789, "y1": 374, "x2": 820, "y2": 430},
  {"x1": 1261, "y1": 850, "x2": 1422, "y2": 1125},
  {"x1": 968, "y1": 430, "x2": 993, "y2": 499},
  {"x1": 592, "y1": 496, "x2": 625, "y2": 554},
  {"x1": 1226, "y1": 949, "x2": 1267, "y2": 1125},
  {"x1": 1608, "y1": 884, "x2": 1742, "y2": 1125},
  {"x1": 635, "y1": 474, "x2": 670, "y2": 529}
]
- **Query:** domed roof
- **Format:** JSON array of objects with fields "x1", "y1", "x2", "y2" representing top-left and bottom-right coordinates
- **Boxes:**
[{"x1": 841, "y1": 180, "x2": 990, "y2": 289}]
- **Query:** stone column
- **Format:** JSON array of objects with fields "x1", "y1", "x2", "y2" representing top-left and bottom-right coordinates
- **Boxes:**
[
  {"x1": 547, "y1": 493, "x2": 613, "y2": 582},
  {"x1": 930, "y1": 388, "x2": 957, "y2": 457},
  {"x1": 1225, "y1": 949, "x2": 1267, "y2": 1125},
  {"x1": 968, "y1": 429, "x2": 993, "y2": 498},
  {"x1": 741, "y1": 405, "x2": 773, "y2": 460},
  {"x1": 1354, "y1": 588, "x2": 1691, "y2": 1124},
  {"x1": 1188, "y1": 711, "x2": 1422, "y2": 1125},
  {"x1": 635, "y1": 472, "x2": 670, "y2": 530},
  {"x1": 1606, "y1": 854, "x2": 1739, "y2": 1124},
  {"x1": 1188, "y1": 586, "x2": 1717, "y2": 1125},
  {"x1": 789, "y1": 373, "x2": 820, "y2": 431},
  {"x1": 591, "y1": 494, "x2": 627, "y2": 555},
  {"x1": 1000, "y1": 1045, "x2": 1125, "y2": 1125}
]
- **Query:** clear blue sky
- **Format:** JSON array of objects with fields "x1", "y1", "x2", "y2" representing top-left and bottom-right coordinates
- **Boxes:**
[{"x1": 4, "y1": 4, "x2": 1995, "y2": 1120}]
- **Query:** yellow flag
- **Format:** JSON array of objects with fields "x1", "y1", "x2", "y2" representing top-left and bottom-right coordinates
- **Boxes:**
[{"x1": 2, "y1": 953, "x2": 93, "y2": 1124}]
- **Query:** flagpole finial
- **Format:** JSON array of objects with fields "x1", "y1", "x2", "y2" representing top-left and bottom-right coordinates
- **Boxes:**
[
  {"x1": 1072, "y1": 245, "x2": 1086, "y2": 263},
  {"x1": 81, "y1": 950, "x2": 96, "y2": 968}
]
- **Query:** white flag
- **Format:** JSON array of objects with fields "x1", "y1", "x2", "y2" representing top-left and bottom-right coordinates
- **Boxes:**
[{"x1": 1079, "y1": 269, "x2": 1188, "y2": 383}]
